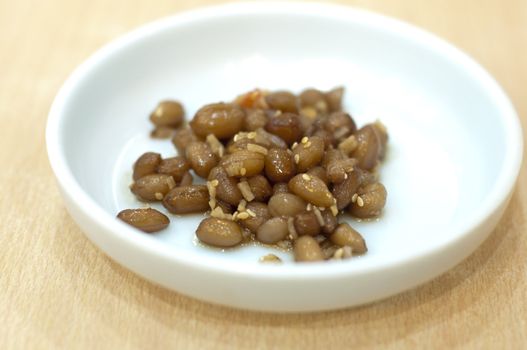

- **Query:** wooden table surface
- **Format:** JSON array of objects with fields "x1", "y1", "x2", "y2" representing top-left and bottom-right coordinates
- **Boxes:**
[{"x1": 1, "y1": 0, "x2": 526, "y2": 348}]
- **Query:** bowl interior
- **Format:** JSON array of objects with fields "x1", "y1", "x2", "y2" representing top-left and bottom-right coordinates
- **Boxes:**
[{"x1": 56, "y1": 7, "x2": 513, "y2": 266}]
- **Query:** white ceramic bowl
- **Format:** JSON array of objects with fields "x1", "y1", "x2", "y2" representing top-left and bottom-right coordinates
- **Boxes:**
[{"x1": 46, "y1": 2, "x2": 523, "y2": 312}]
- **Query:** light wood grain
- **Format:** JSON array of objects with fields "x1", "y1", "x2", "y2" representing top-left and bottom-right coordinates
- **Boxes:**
[{"x1": 1, "y1": 0, "x2": 526, "y2": 348}]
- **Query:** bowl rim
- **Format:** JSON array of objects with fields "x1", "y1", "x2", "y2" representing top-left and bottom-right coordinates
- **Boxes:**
[{"x1": 46, "y1": 1, "x2": 523, "y2": 280}]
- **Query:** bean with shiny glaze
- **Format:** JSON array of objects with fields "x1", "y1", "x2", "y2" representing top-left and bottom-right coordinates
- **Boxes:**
[
  {"x1": 131, "y1": 174, "x2": 175, "y2": 201},
  {"x1": 288, "y1": 174, "x2": 335, "y2": 208},
  {"x1": 256, "y1": 217, "x2": 289, "y2": 244},
  {"x1": 162, "y1": 185, "x2": 209, "y2": 214},
  {"x1": 185, "y1": 141, "x2": 218, "y2": 178},
  {"x1": 196, "y1": 217, "x2": 243, "y2": 247},
  {"x1": 349, "y1": 182, "x2": 387, "y2": 218},
  {"x1": 268, "y1": 193, "x2": 307, "y2": 217},
  {"x1": 117, "y1": 208, "x2": 169, "y2": 233},
  {"x1": 241, "y1": 202, "x2": 270, "y2": 234},
  {"x1": 150, "y1": 100, "x2": 185, "y2": 128},
  {"x1": 265, "y1": 148, "x2": 296, "y2": 183},
  {"x1": 157, "y1": 156, "x2": 190, "y2": 183},
  {"x1": 190, "y1": 103, "x2": 245, "y2": 140},
  {"x1": 330, "y1": 223, "x2": 367, "y2": 254},
  {"x1": 133, "y1": 152, "x2": 161, "y2": 181},
  {"x1": 294, "y1": 236, "x2": 324, "y2": 262}
]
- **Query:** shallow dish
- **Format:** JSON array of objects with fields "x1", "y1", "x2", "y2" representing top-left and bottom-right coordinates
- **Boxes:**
[{"x1": 46, "y1": 2, "x2": 523, "y2": 312}]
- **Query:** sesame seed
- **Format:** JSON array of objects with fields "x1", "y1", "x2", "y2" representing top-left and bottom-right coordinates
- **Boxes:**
[
  {"x1": 208, "y1": 199, "x2": 216, "y2": 209},
  {"x1": 304, "y1": 141, "x2": 311, "y2": 148},
  {"x1": 291, "y1": 142, "x2": 298, "y2": 149},
  {"x1": 211, "y1": 179, "x2": 219, "y2": 187},
  {"x1": 237, "y1": 199, "x2": 247, "y2": 212},
  {"x1": 246, "y1": 209, "x2": 256, "y2": 217},
  {"x1": 302, "y1": 174, "x2": 311, "y2": 181},
  {"x1": 294, "y1": 154, "x2": 300, "y2": 164},
  {"x1": 154, "y1": 192, "x2": 163, "y2": 200},
  {"x1": 237, "y1": 181, "x2": 255, "y2": 202},
  {"x1": 344, "y1": 173, "x2": 348, "y2": 180},
  {"x1": 330, "y1": 205, "x2": 338, "y2": 216},
  {"x1": 247, "y1": 132, "x2": 256, "y2": 139},
  {"x1": 351, "y1": 193, "x2": 358, "y2": 203},
  {"x1": 313, "y1": 207, "x2": 325, "y2": 226},
  {"x1": 240, "y1": 168, "x2": 247, "y2": 176},
  {"x1": 306, "y1": 203, "x2": 313, "y2": 211},
  {"x1": 233, "y1": 134, "x2": 239, "y2": 142},
  {"x1": 237, "y1": 212, "x2": 250, "y2": 220},
  {"x1": 357, "y1": 196, "x2": 364, "y2": 207},
  {"x1": 333, "y1": 248, "x2": 344, "y2": 260},
  {"x1": 301, "y1": 136, "x2": 309, "y2": 144},
  {"x1": 259, "y1": 254, "x2": 282, "y2": 263}
]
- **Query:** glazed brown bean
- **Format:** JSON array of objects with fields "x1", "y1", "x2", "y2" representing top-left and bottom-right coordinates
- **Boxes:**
[
  {"x1": 268, "y1": 193, "x2": 307, "y2": 217},
  {"x1": 326, "y1": 158, "x2": 357, "y2": 184},
  {"x1": 265, "y1": 148, "x2": 296, "y2": 183},
  {"x1": 288, "y1": 173, "x2": 335, "y2": 208},
  {"x1": 264, "y1": 91, "x2": 298, "y2": 113},
  {"x1": 292, "y1": 135, "x2": 324, "y2": 172},
  {"x1": 299, "y1": 88, "x2": 328, "y2": 114},
  {"x1": 256, "y1": 217, "x2": 289, "y2": 244},
  {"x1": 321, "y1": 148, "x2": 345, "y2": 168},
  {"x1": 321, "y1": 210, "x2": 338, "y2": 235},
  {"x1": 179, "y1": 171, "x2": 193, "y2": 186},
  {"x1": 247, "y1": 175, "x2": 272, "y2": 202},
  {"x1": 307, "y1": 166, "x2": 328, "y2": 185},
  {"x1": 324, "y1": 112, "x2": 356, "y2": 142},
  {"x1": 133, "y1": 152, "x2": 161, "y2": 181},
  {"x1": 208, "y1": 166, "x2": 242, "y2": 206},
  {"x1": 294, "y1": 236, "x2": 324, "y2": 262},
  {"x1": 330, "y1": 223, "x2": 367, "y2": 254},
  {"x1": 162, "y1": 185, "x2": 209, "y2": 214},
  {"x1": 294, "y1": 211, "x2": 321, "y2": 236},
  {"x1": 150, "y1": 100, "x2": 185, "y2": 128},
  {"x1": 172, "y1": 127, "x2": 199, "y2": 155},
  {"x1": 325, "y1": 86, "x2": 344, "y2": 112},
  {"x1": 272, "y1": 182, "x2": 289, "y2": 194},
  {"x1": 196, "y1": 217, "x2": 243, "y2": 247},
  {"x1": 117, "y1": 208, "x2": 169, "y2": 233},
  {"x1": 185, "y1": 141, "x2": 218, "y2": 178},
  {"x1": 244, "y1": 109, "x2": 268, "y2": 131},
  {"x1": 349, "y1": 182, "x2": 387, "y2": 218},
  {"x1": 312, "y1": 129, "x2": 334, "y2": 149},
  {"x1": 332, "y1": 170, "x2": 361, "y2": 210},
  {"x1": 266, "y1": 113, "x2": 302, "y2": 145},
  {"x1": 131, "y1": 174, "x2": 176, "y2": 201},
  {"x1": 241, "y1": 202, "x2": 270, "y2": 233},
  {"x1": 156, "y1": 156, "x2": 190, "y2": 183},
  {"x1": 351, "y1": 125, "x2": 382, "y2": 170},
  {"x1": 190, "y1": 103, "x2": 245, "y2": 140},
  {"x1": 220, "y1": 150, "x2": 265, "y2": 177}
]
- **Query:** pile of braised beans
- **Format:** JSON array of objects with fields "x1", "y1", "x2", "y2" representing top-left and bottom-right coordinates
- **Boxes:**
[{"x1": 118, "y1": 87, "x2": 388, "y2": 262}]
